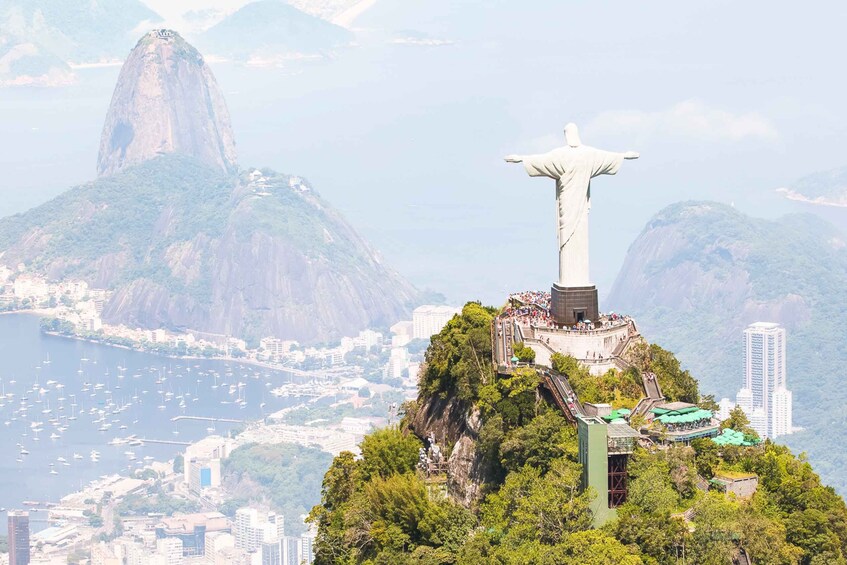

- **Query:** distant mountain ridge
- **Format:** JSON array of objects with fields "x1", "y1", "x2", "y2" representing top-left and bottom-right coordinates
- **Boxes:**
[
  {"x1": 0, "y1": 0, "x2": 162, "y2": 86},
  {"x1": 607, "y1": 200, "x2": 847, "y2": 493},
  {"x1": 197, "y1": 0, "x2": 353, "y2": 62},
  {"x1": 778, "y1": 165, "x2": 847, "y2": 207}
]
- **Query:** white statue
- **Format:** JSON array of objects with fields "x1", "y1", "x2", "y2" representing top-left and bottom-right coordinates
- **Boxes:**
[{"x1": 505, "y1": 124, "x2": 638, "y2": 287}]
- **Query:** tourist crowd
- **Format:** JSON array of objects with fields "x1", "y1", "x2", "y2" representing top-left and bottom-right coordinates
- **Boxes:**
[{"x1": 509, "y1": 290, "x2": 551, "y2": 310}]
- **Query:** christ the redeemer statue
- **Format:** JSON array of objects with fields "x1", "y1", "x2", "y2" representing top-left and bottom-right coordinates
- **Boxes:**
[{"x1": 505, "y1": 123, "x2": 639, "y2": 288}]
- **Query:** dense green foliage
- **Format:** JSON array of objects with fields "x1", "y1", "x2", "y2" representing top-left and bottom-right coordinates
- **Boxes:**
[
  {"x1": 314, "y1": 300, "x2": 847, "y2": 564},
  {"x1": 551, "y1": 353, "x2": 643, "y2": 408},
  {"x1": 221, "y1": 443, "x2": 333, "y2": 535},
  {"x1": 511, "y1": 342, "x2": 536, "y2": 363},
  {"x1": 0, "y1": 155, "x2": 234, "y2": 298},
  {"x1": 421, "y1": 302, "x2": 496, "y2": 402},
  {"x1": 307, "y1": 428, "x2": 475, "y2": 563},
  {"x1": 117, "y1": 484, "x2": 201, "y2": 517}
]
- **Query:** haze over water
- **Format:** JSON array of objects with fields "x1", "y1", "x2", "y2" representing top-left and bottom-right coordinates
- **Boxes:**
[{"x1": 0, "y1": 314, "x2": 304, "y2": 533}]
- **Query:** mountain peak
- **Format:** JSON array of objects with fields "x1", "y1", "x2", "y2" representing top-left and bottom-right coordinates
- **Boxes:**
[{"x1": 96, "y1": 29, "x2": 237, "y2": 177}]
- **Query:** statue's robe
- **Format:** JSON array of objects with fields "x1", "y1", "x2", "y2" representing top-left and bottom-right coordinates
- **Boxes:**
[{"x1": 522, "y1": 145, "x2": 624, "y2": 287}]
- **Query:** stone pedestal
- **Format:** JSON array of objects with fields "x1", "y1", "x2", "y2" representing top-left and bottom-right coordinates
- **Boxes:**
[{"x1": 551, "y1": 283, "x2": 599, "y2": 326}]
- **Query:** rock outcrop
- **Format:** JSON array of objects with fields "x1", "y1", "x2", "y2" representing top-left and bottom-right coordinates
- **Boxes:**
[
  {"x1": 407, "y1": 394, "x2": 495, "y2": 507},
  {"x1": 97, "y1": 30, "x2": 237, "y2": 177}
]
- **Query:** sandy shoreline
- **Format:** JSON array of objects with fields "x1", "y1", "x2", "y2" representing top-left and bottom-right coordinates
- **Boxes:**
[{"x1": 3, "y1": 308, "x2": 311, "y2": 377}]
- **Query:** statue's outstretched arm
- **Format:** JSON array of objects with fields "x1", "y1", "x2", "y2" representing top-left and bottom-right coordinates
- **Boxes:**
[
  {"x1": 623, "y1": 151, "x2": 639, "y2": 160},
  {"x1": 504, "y1": 154, "x2": 523, "y2": 163}
]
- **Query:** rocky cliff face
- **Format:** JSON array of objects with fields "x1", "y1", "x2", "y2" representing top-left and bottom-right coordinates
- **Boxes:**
[
  {"x1": 606, "y1": 201, "x2": 830, "y2": 394},
  {"x1": 407, "y1": 394, "x2": 495, "y2": 507},
  {"x1": 97, "y1": 30, "x2": 237, "y2": 177}
]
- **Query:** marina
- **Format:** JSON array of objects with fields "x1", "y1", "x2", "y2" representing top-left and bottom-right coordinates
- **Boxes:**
[{"x1": 0, "y1": 313, "x2": 309, "y2": 533}]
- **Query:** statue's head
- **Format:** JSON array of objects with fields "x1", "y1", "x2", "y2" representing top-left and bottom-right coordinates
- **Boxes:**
[{"x1": 564, "y1": 123, "x2": 581, "y2": 147}]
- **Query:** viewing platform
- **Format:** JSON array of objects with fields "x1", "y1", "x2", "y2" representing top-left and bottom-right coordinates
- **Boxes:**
[
  {"x1": 495, "y1": 290, "x2": 640, "y2": 375},
  {"x1": 643, "y1": 401, "x2": 720, "y2": 444}
]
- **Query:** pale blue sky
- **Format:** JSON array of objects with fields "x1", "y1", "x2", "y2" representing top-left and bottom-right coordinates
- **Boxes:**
[{"x1": 2, "y1": 0, "x2": 846, "y2": 304}]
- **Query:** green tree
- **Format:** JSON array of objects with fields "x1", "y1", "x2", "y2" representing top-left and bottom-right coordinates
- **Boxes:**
[
  {"x1": 360, "y1": 427, "x2": 422, "y2": 480},
  {"x1": 173, "y1": 454, "x2": 184, "y2": 474},
  {"x1": 482, "y1": 457, "x2": 591, "y2": 546},
  {"x1": 421, "y1": 302, "x2": 496, "y2": 402},
  {"x1": 548, "y1": 530, "x2": 644, "y2": 564},
  {"x1": 721, "y1": 405, "x2": 759, "y2": 438},
  {"x1": 512, "y1": 342, "x2": 536, "y2": 363},
  {"x1": 499, "y1": 411, "x2": 577, "y2": 474}
]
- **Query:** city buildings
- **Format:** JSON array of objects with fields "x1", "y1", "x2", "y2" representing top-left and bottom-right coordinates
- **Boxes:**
[
  {"x1": 8, "y1": 510, "x2": 30, "y2": 565},
  {"x1": 154, "y1": 511, "x2": 230, "y2": 557},
  {"x1": 91, "y1": 541, "x2": 121, "y2": 565},
  {"x1": 235, "y1": 507, "x2": 284, "y2": 552},
  {"x1": 412, "y1": 305, "x2": 461, "y2": 340},
  {"x1": 183, "y1": 435, "x2": 233, "y2": 490},
  {"x1": 155, "y1": 537, "x2": 183, "y2": 564},
  {"x1": 735, "y1": 322, "x2": 793, "y2": 438}
]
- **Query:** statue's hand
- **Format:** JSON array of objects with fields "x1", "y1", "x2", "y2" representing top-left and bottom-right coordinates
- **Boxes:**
[
  {"x1": 623, "y1": 151, "x2": 639, "y2": 160},
  {"x1": 504, "y1": 155, "x2": 523, "y2": 163}
]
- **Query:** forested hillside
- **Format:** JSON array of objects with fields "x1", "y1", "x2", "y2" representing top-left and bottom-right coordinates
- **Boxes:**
[
  {"x1": 0, "y1": 155, "x2": 418, "y2": 343},
  {"x1": 308, "y1": 303, "x2": 847, "y2": 564},
  {"x1": 607, "y1": 201, "x2": 847, "y2": 495}
]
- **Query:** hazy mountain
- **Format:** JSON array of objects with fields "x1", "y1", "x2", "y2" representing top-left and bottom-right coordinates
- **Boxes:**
[
  {"x1": 197, "y1": 0, "x2": 353, "y2": 62},
  {"x1": 98, "y1": 30, "x2": 237, "y2": 177},
  {"x1": 0, "y1": 0, "x2": 162, "y2": 86},
  {"x1": 778, "y1": 165, "x2": 847, "y2": 207},
  {"x1": 0, "y1": 0, "x2": 161, "y2": 62},
  {"x1": 0, "y1": 31, "x2": 418, "y2": 342},
  {"x1": 607, "y1": 201, "x2": 847, "y2": 492},
  {"x1": 0, "y1": 37, "x2": 74, "y2": 87}
]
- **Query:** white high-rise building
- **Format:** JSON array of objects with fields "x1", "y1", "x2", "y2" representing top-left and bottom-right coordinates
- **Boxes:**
[
  {"x1": 717, "y1": 397, "x2": 736, "y2": 421},
  {"x1": 236, "y1": 507, "x2": 288, "y2": 558},
  {"x1": 412, "y1": 305, "x2": 461, "y2": 340},
  {"x1": 736, "y1": 322, "x2": 793, "y2": 439},
  {"x1": 235, "y1": 508, "x2": 259, "y2": 550},
  {"x1": 771, "y1": 387, "x2": 793, "y2": 438},
  {"x1": 386, "y1": 347, "x2": 409, "y2": 380},
  {"x1": 300, "y1": 534, "x2": 315, "y2": 565},
  {"x1": 156, "y1": 538, "x2": 183, "y2": 565}
]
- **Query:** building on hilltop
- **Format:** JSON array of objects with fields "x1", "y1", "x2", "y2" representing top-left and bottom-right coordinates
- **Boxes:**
[
  {"x1": 645, "y1": 402, "x2": 720, "y2": 444},
  {"x1": 155, "y1": 512, "x2": 230, "y2": 557},
  {"x1": 577, "y1": 417, "x2": 640, "y2": 526},
  {"x1": 8, "y1": 510, "x2": 30, "y2": 565},
  {"x1": 183, "y1": 435, "x2": 233, "y2": 489},
  {"x1": 710, "y1": 472, "x2": 759, "y2": 499},
  {"x1": 495, "y1": 294, "x2": 641, "y2": 376},
  {"x1": 735, "y1": 322, "x2": 793, "y2": 439},
  {"x1": 155, "y1": 537, "x2": 183, "y2": 564}
]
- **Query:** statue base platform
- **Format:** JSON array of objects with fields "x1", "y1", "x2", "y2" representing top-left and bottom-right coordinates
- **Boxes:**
[{"x1": 551, "y1": 284, "x2": 599, "y2": 327}]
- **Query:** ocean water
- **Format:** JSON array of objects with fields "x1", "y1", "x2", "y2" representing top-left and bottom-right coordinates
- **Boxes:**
[{"x1": 0, "y1": 313, "x2": 304, "y2": 533}]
